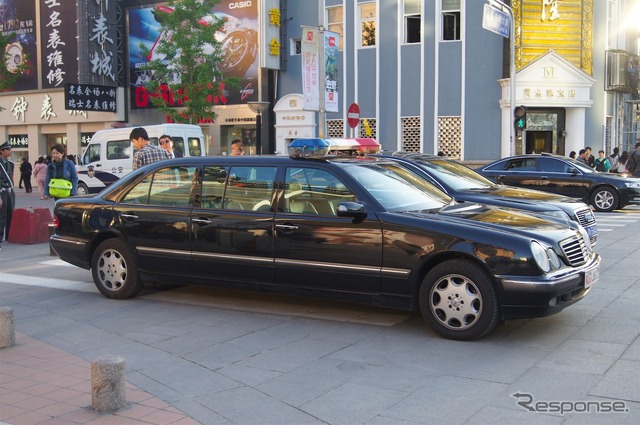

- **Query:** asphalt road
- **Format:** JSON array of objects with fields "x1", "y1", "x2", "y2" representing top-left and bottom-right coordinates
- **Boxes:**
[{"x1": 1, "y1": 194, "x2": 640, "y2": 424}]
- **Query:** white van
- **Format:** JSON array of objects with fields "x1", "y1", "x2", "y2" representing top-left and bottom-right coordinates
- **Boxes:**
[{"x1": 77, "y1": 124, "x2": 205, "y2": 195}]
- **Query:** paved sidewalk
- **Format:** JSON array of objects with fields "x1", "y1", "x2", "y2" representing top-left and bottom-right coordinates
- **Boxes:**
[
  {"x1": 1, "y1": 190, "x2": 200, "y2": 424},
  {"x1": 0, "y1": 333, "x2": 199, "y2": 425}
]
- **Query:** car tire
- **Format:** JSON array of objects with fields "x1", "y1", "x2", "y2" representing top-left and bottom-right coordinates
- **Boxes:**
[
  {"x1": 77, "y1": 182, "x2": 89, "y2": 196},
  {"x1": 590, "y1": 186, "x2": 619, "y2": 212},
  {"x1": 91, "y1": 239, "x2": 143, "y2": 299},
  {"x1": 419, "y1": 259, "x2": 499, "y2": 341}
]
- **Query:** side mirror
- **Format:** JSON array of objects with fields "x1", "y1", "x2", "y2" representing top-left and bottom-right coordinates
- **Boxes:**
[{"x1": 336, "y1": 202, "x2": 367, "y2": 220}]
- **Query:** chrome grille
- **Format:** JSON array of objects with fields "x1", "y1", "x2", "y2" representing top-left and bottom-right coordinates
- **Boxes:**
[
  {"x1": 575, "y1": 208, "x2": 596, "y2": 227},
  {"x1": 574, "y1": 207, "x2": 597, "y2": 244},
  {"x1": 560, "y1": 236, "x2": 588, "y2": 267}
]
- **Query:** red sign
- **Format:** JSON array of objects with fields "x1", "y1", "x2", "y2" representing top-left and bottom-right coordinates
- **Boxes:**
[{"x1": 347, "y1": 103, "x2": 360, "y2": 128}]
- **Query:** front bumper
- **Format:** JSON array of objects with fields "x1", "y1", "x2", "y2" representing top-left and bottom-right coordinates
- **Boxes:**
[
  {"x1": 497, "y1": 253, "x2": 600, "y2": 320},
  {"x1": 620, "y1": 187, "x2": 640, "y2": 206}
]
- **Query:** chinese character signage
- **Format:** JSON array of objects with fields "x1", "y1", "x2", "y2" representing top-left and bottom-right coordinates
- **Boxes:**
[
  {"x1": 65, "y1": 84, "x2": 117, "y2": 112},
  {"x1": 39, "y1": 0, "x2": 78, "y2": 89},
  {"x1": 9, "y1": 135, "x2": 29, "y2": 148},
  {"x1": 0, "y1": 0, "x2": 38, "y2": 91},
  {"x1": 301, "y1": 26, "x2": 319, "y2": 111},
  {"x1": 128, "y1": 0, "x2": 260, "y2": 110},
  {"x1": 78, "y1": 0, "x2": 117, "y2": 85},
  {"x1": 260, "y1": 0, "x2": 282, "y2": 70}
]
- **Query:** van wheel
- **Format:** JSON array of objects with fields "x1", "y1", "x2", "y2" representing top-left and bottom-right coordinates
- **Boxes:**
[{"x1": 77, "y1": 182, "x2": 89, "y2": 196}]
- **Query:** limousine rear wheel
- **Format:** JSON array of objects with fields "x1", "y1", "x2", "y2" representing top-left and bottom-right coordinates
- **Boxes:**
[
  {"x1": 419, "y1": 259, "x2": 499, "y2": 341},
  {"x1": 91, "y1": 239, "x2": 143, "y2": 299}
]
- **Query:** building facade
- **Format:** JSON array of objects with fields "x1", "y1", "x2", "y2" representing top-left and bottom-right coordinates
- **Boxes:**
[{"x1": 1, "y1": 0, "x2": 638, "y2": 164}]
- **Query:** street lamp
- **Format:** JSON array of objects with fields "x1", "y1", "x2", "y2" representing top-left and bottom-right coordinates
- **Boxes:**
[{"x1": 247, "y1": 101, "x2": 270, "y2": 154}]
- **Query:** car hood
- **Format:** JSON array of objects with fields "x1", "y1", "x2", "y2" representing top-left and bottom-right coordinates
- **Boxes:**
[
  {"x1": 400, "y1": 202, "x2": 577, "y2": 241},
  {"x1": 456, "y1": 185, "x2": 585, "y2": 208}
]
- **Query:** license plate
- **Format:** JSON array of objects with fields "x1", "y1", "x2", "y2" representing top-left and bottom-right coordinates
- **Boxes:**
[
  {"x1": 585, "y1": 264, "x2": 599, "y2": 289},
  {"x1": 585, "y1": 224, "x2": 597, "y2": 239}
]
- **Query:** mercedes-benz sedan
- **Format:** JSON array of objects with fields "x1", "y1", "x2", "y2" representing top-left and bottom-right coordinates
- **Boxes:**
[{"x1": 51, "y1": 145, "x2": 600, "y2": 341}]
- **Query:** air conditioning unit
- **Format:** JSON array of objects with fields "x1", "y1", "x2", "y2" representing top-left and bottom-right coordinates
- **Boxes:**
[{"x1": 605, "y1": 50, "x2": 630, "y2": 93}]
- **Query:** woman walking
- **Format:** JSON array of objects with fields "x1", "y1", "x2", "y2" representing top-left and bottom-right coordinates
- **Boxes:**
[
  {"x1": 33, "y1": 156, "x2": 48, "y2": 199},
  {"x1": 44, "y1": 144, "x2": 78, "y2": 200}
]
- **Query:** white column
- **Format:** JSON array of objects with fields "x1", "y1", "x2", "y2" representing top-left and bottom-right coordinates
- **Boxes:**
[{"x1": 565, "y1": 107, "x2": 586, "y2": 155}]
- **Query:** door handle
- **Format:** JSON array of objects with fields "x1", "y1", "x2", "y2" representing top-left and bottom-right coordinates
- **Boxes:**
[
  {"x1": 276, "y1": 224, "x2": 298, "y2": 231},
  {"x1": 192, "y1": 218, "x2": 212, "y2": 225}
]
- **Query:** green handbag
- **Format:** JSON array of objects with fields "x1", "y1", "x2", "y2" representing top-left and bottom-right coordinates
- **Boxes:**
[{"x1": 49, "y1": 178, "x2": 73, "y2": 198}]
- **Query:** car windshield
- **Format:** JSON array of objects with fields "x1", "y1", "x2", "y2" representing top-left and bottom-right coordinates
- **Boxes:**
[
  {"x1": 562, "y1": 157, "x2": 596, "y2": 173},
  {"x1": 413, "y1": 158, "x2": 494, "y2": 190},
  {"x1": 341, "y1": 162, "x2": 453, "y2": 212}
]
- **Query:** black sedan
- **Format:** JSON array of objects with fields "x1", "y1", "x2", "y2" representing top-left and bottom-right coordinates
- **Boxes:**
[
  {"x1": 387, "y1": 153, "x2": 597, "y2": 244},
  {"x1": 51, "y1": 145, "x2": 600, "y2": 340},
  {"x1": 477, "y1": 153, "x2": 640, "y2": 212}
]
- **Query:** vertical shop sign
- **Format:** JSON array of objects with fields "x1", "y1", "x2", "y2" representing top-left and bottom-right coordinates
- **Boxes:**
[
  {"x1": 78, "y1": 0, "x2": 117, "y2": 85},
  {"x1": 260, "y1": 0, "x2": 282, "y2": 70},
  {"x1": 39, "y1": 0, "x2": 78, "y2": 89},
  {"x1": 0, "y1": 0, "x2": 38, "y2": 91},
  {"x1": 324, "y1": 31, "x2": 339, "y2": 113},
  {"x1": 301, "y1": 26, "x2": 319, "y2": 111}
]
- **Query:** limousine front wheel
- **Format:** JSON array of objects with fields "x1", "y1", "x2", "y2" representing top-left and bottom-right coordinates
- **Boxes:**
[
  {"x1": 91, "y1": 239, "x2": 143, "y2": 299},
  {"x1": 420, "y1": 259, "x2": 499, "y2": 341}
]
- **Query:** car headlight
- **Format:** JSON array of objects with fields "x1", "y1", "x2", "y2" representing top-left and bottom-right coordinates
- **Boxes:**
[
  {"x1": 624, "y1": 181, "x2": 640, "y2": 188},
  {"x1": 546, "y1": 248, "x2": 562, "y2": 269},
  {"x1": 531, "y1": 241, "x2": 564, "y2": 273},
  {"x1": 539, "y1": 209, "x2": 571, "y2": 220},
  {"x1": 531, "y1": 241, "x2": 551, "y2": 272}
]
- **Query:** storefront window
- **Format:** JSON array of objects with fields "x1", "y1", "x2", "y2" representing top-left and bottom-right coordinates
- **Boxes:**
[{"x1": 221, "y1": 125, "x2": 256, "y2": 155}]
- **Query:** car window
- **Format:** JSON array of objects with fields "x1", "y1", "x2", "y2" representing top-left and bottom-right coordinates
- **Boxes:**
[
  {"x1": 106, "y1": 140, "x2": 131, "y2": 160},
  {"x1": 187, "y1": 137, "x2": 202, "y2": 156},
  {"x1": 172, "y1": 137, "x2": 185, "y2": 157},
  {"x1": 121, "y1": 166, "x2": 198, "y2": 207},
  {"x1": 82, "y1": 144, "x2": 101, "y2": 164},
  {"x1": 283, "y1": 167, "x2": 356, "y2": 215},
  {"x1": 504, "y1": 158, "x2": 536, "y2": 171},
  {"x1": 201, "y1": 166, "x2": 227, "y2": 208},
  {"x1": 225, "y1": 166, "x2": 276, "y2": 211},
  {"x1": 538, "y1": 157, "x2": 571, "y2": 173},
  {"x1": 342, "y1": 162, "x2": 452, "y2": 212}
]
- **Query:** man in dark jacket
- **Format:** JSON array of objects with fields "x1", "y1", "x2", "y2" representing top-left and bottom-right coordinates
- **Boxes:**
[{"x1": 0, "y1": 141, "x2": 15, "y2": 250}]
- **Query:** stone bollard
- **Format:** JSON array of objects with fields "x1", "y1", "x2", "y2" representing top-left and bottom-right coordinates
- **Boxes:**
[
  {"x1": 91, "y1": 354, "x2": 126, "y2": 412},
  {"x1": 0, "y1": 307, "x2": 16, "y2": 348}
]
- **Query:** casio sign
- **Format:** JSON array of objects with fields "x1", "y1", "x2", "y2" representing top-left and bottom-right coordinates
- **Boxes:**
[{"x1": 229, "y1": 1, "x2": 252, "y2": 9}]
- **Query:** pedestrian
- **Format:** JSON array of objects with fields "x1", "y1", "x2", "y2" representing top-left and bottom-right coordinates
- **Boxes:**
[
  {"x1": 569, "y1": 151, "x2": 576, "y2": 159},
  {"x1": 584, "y1": 147, "x2": 595, "y2": 167},
  {"x1": 576, "y1": 149, "x2": 588, "y2": 165},
  {"x1": 616, "y1": 151, "x2": 630, "y2": 173},
  {"x1": 230, "y1": 139, "x2": 244, "y2": 156},
  {"x1": 0, "y1": 141, "x2": 16, "y2": 251},
  {"x1": 20, "y1": 157, "x2": 33, "y2": 193},
  {"x1": 33, "y1": 156, "x2": 48, "y2": 199},
  {"x1": 159, "y1": 134, "x2": 183, "y2": 158},
  {"x1": 44, "y1": 144, "x2": 78, "y2": 201},
  {"x1": 593, "y1": 150, "x2": 611, "y2": 172},
  {"x1": 130, "y1": 127, "x2": 169, "y2": 170},
  {"x1": 626, "y1": 141, "x2": 640, "y2": 177},
  {"x1": 609, "y1": 147, "x2": 620, "y2": 170}
]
